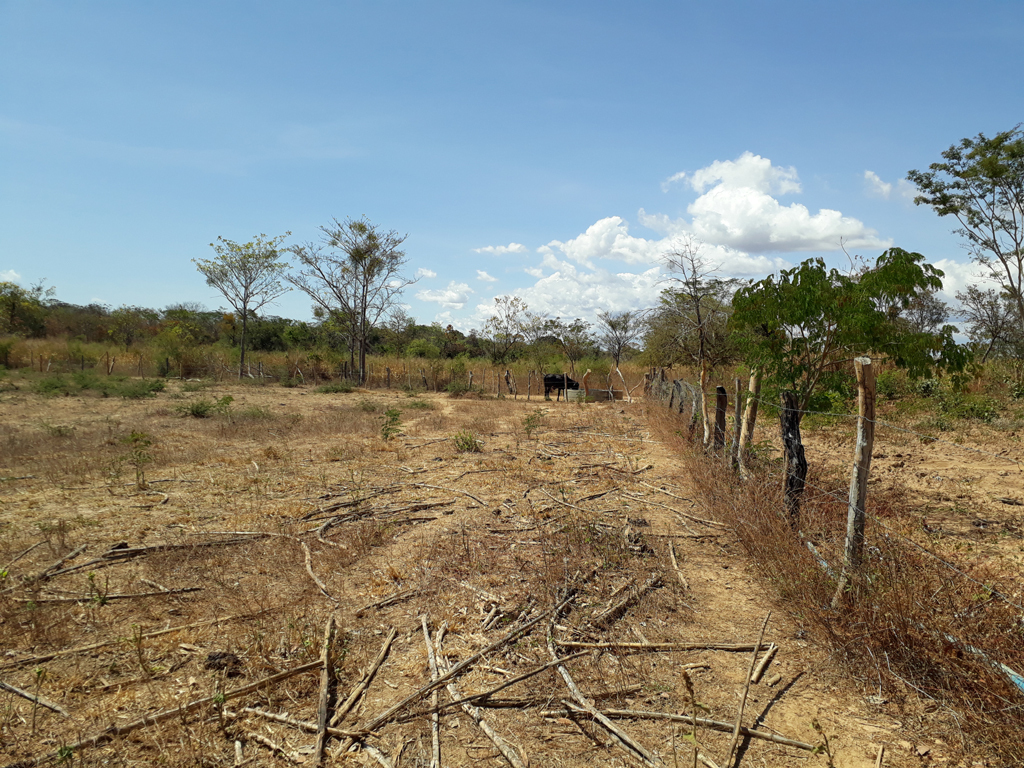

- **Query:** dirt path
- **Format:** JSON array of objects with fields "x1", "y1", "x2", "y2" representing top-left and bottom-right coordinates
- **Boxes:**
[{"x1": 0, "y1": 383, "x2": 946, "y2": 766}]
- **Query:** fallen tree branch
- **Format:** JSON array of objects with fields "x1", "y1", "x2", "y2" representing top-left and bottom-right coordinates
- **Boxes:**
[
  {"x1": 554, "y1": 640, "x2": 770, "y2": 653},
  {"x1": 0, "y1": 680, "x2": 68, "y2": 716},
  {"x1": 537, "y1": 708, "x2": 816, "y2": 751},
  {"x1": 0, "y1": 611, "x2": 266, "y2": 671},
  {"x1": 725, "y1": 612, "x2": 771, "y2": 768},
  {"x1": 6, "y1": 660, "x2": 321, "y2": 767},
  {"x1": 331, "y1": 627, "x2": 397, "y2": 727},
  {"x1": 14, "y1": 586, "x2": 201, "y2": 603}
]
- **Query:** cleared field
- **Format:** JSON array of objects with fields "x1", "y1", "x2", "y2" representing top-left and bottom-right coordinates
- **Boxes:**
[{"x1": 0, "y1": 379, "x2": 975, "y2": 766}]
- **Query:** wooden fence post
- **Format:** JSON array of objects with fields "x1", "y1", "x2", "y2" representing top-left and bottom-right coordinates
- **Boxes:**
[
  {"x1": 780, "y1": 391, "x2": 807, "y2": 530},
  {"x1": 714, "y1": 386, "x2": 727, "y2": 452},
  {"x1": 730, "y1": 377, "x2": 742, "y2": 468},
  {"x1": 834, "y1": 357, "x2": 876, "y2": 604},
  {"x1": 527, "y1": 370, "x2": 532, "y2": 400},
  {"x1": 738, "y1": 369, "x2": 762, "y2": 479}
]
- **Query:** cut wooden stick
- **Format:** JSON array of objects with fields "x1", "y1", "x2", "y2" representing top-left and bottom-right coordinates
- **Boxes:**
[
  {"x1": 435, "y1": 626, "x2": 527, "y2": 768},
  {"x1": 314, "y1": 614, "x2": 336, "y2": 765},
  {"x1": 668, "y1": 542, "x2": 689, "y2": 590},
  {"x1": 749, "y1": 643, "x2": 778, "y2": 684},
  {"x1": 351, "y1": 602, "x2": 562, "y2": 739},
  {"x1": 405, "y1": 482, "x2": 488, "y2": 508},
  {"x1": 0, "y1": 680, "x2": 69, "y2": 716},
  {"x1": 554, "y1": 640, "x2": 768, "y2": 653},
  {"x1": 539, "y1": 708, "x2": 816, "y2": 751},
  {"x1": 331, "y1": 627, "x2": 397, "y2": 727},
  {"x1": 14, "y1": 587, "x2": 201, "y2": 603},
  {"x1": 875, "y1": 744, "x2": 885, "y2": 767},
  {"x1": 234, "y1": 707, "x2": 364, "y2": 738},
  {"x1": 592, "y1": 575, "x2": 662, "y2": 628},
  {"x1": 547, "y1": 620, "x2": 660, "y2": 767},
  {"x1": 355, "y1": 589, "x2": 420, "y2": 617},
  {"x1": 8, "y1": 660, "x2": 321, "y2": 767},
  {"x1": 420, "y1": 617, "x2": 441, "y2": 768},
  {"x1": 0, "y1": 611, "x2": 265, "y2": 671},
  {"x1": 724, "y1": 612, "x2": 771, "y2": 768},
  {"x1": 246, "y1": 731, "x2": 301, "y2": 764}
]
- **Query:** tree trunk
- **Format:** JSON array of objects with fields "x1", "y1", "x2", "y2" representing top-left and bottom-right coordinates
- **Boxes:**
[
  {"x1": 779, "y1": 391, "x2": 807, "y2": 530},
  {"x1": 238, "y1": 312, "x2": 247, "y2": 379}
]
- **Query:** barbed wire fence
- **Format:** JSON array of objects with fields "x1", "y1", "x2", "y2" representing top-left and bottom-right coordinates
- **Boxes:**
[{"x1": 644, "y1": 362, "x2": 1024, "y2": 696}]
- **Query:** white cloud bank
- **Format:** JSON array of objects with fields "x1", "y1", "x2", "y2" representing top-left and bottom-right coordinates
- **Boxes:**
[
  {"x1": 656, "y1": 152, "x2": 889, "y2": 253},
  {"x1": 416, "y1": 281, "x2": 473, "y2": 310},
  {"x1": 0, "y1": 269, "x2": 21, "y2": 283},
  {"x1": 434, "y1": 153, "x2": 919, "y2": 329}
]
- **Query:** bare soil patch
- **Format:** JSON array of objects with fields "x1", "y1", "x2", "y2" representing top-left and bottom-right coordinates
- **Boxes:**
[{"x1": 0, "y1": 381, "x2": 944, "y2": 766}]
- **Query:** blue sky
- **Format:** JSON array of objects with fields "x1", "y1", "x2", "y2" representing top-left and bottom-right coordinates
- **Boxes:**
[{"x1": 2, "y1": 1, "x2": 1021, "y2": 332}]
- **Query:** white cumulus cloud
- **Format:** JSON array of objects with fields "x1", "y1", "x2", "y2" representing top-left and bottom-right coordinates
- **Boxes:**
[
  {"x1": 416, "y1": 281, "x2": 473, "y2": 310},
  {"x1": 931, "y1": 259, "x2": 993, "y2": 304},
  {"x1": 541, "y1": 216, "x2": 665, "y2": 268},
  {"x1": 473, "y1": 243, "x2": 528, "y2": 255},
  {"x1": 415, "y1": 267, "x2": 437, "y2": 279},
  {"x1": 1, "y1": 269, "x2": 22, "y2": 282},
  {"x1": 476, "y1": 270, "x2": 498, "y2": 283},
  {"x1": 655, "y1": 152, "x2": 888, "y2": 253},
  {"x1": 864, "y1": 170, "x2": 917, "y2": 202}
]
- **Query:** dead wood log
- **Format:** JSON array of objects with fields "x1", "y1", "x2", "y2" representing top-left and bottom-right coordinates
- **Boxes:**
[
  {"x1": 355, "y1": 589, "x2": 421, "y2": 617},
  {"x1": 554, "y1": 640, "x2": 770, "y2": 653},
  {"x1": 540, "y1": 708, "x2": 815, "y2": 751},
  {"x1": 0, "y1": 680, "x2": 69, "y2": 716},
  {"x1": 434, "y1": 623, "x2": 527, "y2": 768},
  {"x1": 591, "y1": 576, "x2": 662, "y2": 629},
  {"x1": 724, "y1": 612, "x2": 771, "y2": 768},
  {"x1": 546, "y1": 616, "x2": 661, "y2": 766},
  {"x1": 420, "y1": 617, "x2": 441, "y2": 768},
  {"x1": 0, "y1": 611, "x2": 265, "y2": 671},
  {"x1": 750, "y1": 643, "x2": 778, "y2": 684},
  {"x1": 6, "y1": 660, "x2": 321, "y2": 767},
  {"x1": 14, "y1": 586, "x2": 201, "y2": 603},
  {"x1": 234, "y1": 707, "x2": 363, "y2": 738},
  {"x1": 667, "y1": 542, "x2": 689, "y2": 590},
  {"x1": 331, "y1": 627, "x2": 397, "y2": 727},
  {"x1": 314, "y1": 615, "x2": 336, "y2": 764}
]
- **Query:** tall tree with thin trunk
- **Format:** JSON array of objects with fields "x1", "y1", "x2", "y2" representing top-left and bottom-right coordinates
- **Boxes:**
[
  {"x1": 194, "y1": 233, "x2": 291, "y2": 378},
  {"x1": 596, "y1": 309, "x2": 646, "y2": 367},
  {"x1": 908, "y1": 126, "x2": 1024, "y2": 325},
  {"x1": 288, "y1": 217, "x2": 413, "y2": 383},
  {"x1": 662, "y1": 236, "x2": 742, "y2": 447}
]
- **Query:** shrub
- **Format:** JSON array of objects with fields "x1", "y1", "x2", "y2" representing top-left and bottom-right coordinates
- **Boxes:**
[
  {"x1": 451, "y1": 429, "x2": 481, "y2": 453},
  {"x1": 117, "y1": 379, "x2": 165, "y2": 399},
  {"x1": 876, "y1": 369, "x2": 907, "y2": 400},
  {"x1": 405, "y1": 399, "x2": 435, "y2": 410},
  {"x1": 317, "y1": 382, "x2": 354, "y2": 394},
  {"x1": 938, "y1": 391, "x2": 999, "y2": 423},
  {"x1": 176, "y1": 395, "x2": 233, "y2": 418}
]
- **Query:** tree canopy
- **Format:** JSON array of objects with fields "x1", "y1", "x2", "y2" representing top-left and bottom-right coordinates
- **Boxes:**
[{"x1": 908, "y1": 126, "x2": 1024, "y2": 324}]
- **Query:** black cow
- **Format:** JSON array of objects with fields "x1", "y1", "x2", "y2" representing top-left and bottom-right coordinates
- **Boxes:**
[{"x1": 543, "y1": 373, "x2": 579, "y2": 399}]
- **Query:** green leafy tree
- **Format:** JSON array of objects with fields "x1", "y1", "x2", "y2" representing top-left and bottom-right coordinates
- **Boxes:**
[
  {"x1": 482, "y1": 295, "x2": 528, "y2": 364},
  {"x1": 0, "y1": 280, "x2": 54, "y2": 337},
  {"x1": 543, "y1": 317, "x2": 596, "y2": 374},
  {"x1": 193, "y1": 232, "x2": 291, "y2": 378},
  {"x1": 956, "y1": 285, "x2": 1023, "y2": 362},
  {"x1": 108, "y1": 306, "x2": 159, "y2": 349},
  {"x1": 732, "y1": 248, "x2": 970, "y2": 525},
  {"x1": 907, "y1": 126, "x2": 1024, "y2": 325},
  {"x1": 289, "y1": 218, "x2": 412, "y2": 383}
]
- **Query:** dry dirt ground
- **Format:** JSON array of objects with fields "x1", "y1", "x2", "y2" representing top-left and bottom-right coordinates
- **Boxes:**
[{"x1": 0, "y1": 380, "x2": 993, "y2": 767}]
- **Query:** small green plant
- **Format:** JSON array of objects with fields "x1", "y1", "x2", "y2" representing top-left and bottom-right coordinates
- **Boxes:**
[
  {"x1": 451, "y1": 429, "x2": 481, "y2": 453},
  {"x1": 358, "y1": 399, "x2": 378, "y2": 413},
  {"x1": 87, "y1": 571, "x2": 110, "y2": 606},
  {"x1": 117, "y1": 379, "x2": 165, "y2": 399},
  {"x1": 810, "y1": 718, "x2": 836, "y2": 767},
  {"x1": 120, "y1": 431, "x2": 153, "y2": 489},
  {"x1": 522, "y1": 408, "x2": 547, "y2": 439},
  {"x1": 381, "y1": 408, "x2": 402, "y2": 442},
  {"x1": 176, "y1": 395, "x2": 233, "y2": 418},
  {"x1": 317, "y1": 382, "x2": 354, "y2": 394}
]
